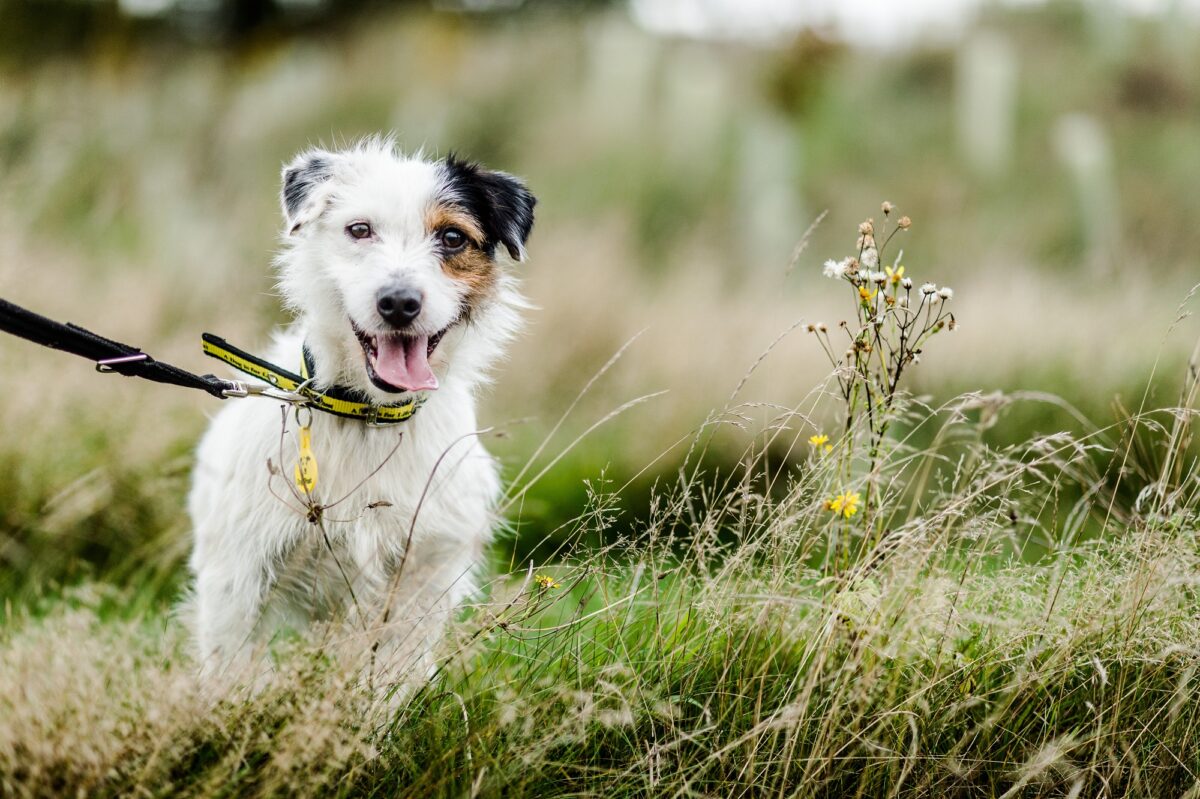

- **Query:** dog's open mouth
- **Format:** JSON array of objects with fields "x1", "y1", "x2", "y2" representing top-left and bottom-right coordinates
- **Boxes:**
[{"x1": 353, "y1": 324, "x2": 448, "y2": 394}]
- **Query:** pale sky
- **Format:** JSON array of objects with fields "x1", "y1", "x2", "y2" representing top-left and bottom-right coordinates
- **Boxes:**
[{"x1": 629, "y1": 0, "x2": 1200, "y2": 47}]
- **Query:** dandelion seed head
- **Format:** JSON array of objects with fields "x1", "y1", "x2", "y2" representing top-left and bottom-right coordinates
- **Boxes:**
[
  {"x1": 921, "y1": 282, "x2": 937, "y2": 295},
  {"x1": 938, "y1": 286, "x2": 954, "y2": 300},
  {"x1": 897, "y1": 215, "x2": 911, "y2": 229}
]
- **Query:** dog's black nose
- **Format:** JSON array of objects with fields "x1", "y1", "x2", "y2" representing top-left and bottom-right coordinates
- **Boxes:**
[{"x1": 376, "y1": 287, "x2": 422, "y2": 327}]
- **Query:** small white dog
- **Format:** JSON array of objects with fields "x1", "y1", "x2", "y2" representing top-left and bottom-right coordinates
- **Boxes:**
[{"x1": 186, "y1": 138, "x2": 534, "y2": 694}]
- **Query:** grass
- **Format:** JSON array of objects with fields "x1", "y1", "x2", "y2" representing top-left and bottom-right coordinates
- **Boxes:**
[
  {"x1": 4, "y1": 5, "x2": 1200, "y2": 795},
  {"x1": 3, "y1": 377, "x2": 1200, "y2": 797},
  {"x1": 4, "y1": 251, "x2": 1200, "y2": 795}
]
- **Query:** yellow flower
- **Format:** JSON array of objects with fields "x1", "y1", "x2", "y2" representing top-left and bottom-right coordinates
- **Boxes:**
[
  {"x1": 885, "y1": 265, "x2": 905, "y2": 285},
  {"x1": 534, "y1": 574, "x2": 560, "y2": 590},
  {"x1": 824, "y1": 491, "x2": 861, "y2": 519},
  {"x1": 809, "y1": 434, "x2": 832, "y2": 455},
  {"x1": 858, "y1": 285, "x2": 877, "y2": 303}
]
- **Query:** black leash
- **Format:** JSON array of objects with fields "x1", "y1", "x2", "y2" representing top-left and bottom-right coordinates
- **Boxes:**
[
  {"x1": 0, "y1": 297, "x2": 235, "y2": 398},
  {"x1": 0, "y1": 297, "x2": 424, "y2": 425}
]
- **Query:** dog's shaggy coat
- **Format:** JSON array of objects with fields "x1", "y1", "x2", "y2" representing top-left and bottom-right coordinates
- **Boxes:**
[{"x1": 186, "y1": 139, "x2": 533, "y2": 693}]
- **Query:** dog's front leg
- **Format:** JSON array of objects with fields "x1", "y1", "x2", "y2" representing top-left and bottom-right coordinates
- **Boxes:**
[
  {"x1": 191, "y1": 549, "x2": 278, "y2": 693},
  {"x1": 358, "y1": 547, "x2": 479, "y2": 710}
]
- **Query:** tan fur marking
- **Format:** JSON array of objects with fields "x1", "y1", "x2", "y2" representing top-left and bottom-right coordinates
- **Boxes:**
[
  {"x1": 425, "y1": 205, "x2": 486, "y2": 244},
  {"x1": 426, "y1": 203, "x2": 498, "y2": 311}
]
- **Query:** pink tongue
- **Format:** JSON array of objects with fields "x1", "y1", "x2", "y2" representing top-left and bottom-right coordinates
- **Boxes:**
[{"x1": 373, "y1": 334, "x2": 439, "y2": 391}]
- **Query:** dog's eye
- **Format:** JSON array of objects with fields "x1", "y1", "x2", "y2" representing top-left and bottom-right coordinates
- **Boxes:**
[
  {"x1": 439, "y1": 228, "x2": 467, "y2": 251},
  {"x1": 346, "y1": 222, "x2": 373, "y2": 240}
]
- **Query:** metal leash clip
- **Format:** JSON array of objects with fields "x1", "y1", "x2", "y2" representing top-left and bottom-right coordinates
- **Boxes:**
[
  {"x1": 221, "y1": 380, "x2": 311, "y2": 405},
  {"x1": 95, "y1": 353, "x2": 150, "y2": 373}
]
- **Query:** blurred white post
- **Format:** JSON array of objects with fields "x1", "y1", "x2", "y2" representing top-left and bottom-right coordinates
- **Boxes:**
[
  {"x1": 1053, "y1": 114, "x2": 1121, "y2": 274},
  {"x1": 659, "y1": 44, "x2": 727, "y2": 165},
  {"x1": 583, "y1": 14, "x2": 659, "y2": 142},
  {"x1": 1162, "y1": 0, "x2": 1196, "y2": 73},
  {"x1": 956, "y1": 32, "x2": 1017, "y2": 178},
  {"x1": 736, "y1": 108, "x2": 804, "y2": 272},
  {"x1": 1084, "y1": 0, "x2": 1130, "y2": 64}
]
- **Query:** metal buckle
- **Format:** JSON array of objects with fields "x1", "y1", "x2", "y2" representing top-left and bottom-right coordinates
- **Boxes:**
[
  {"x1": 96, "y1": 353, "x2": 149, "y2": 373},
  {"x1": 221, "y1": 380, "x2": 250, "y2": 398},
  {"x1": 221, "y1": 380, "x2": 309, "y2": 404},
  {"x1": 363, "y1": 405, "x2": 386, "y2": 427}
]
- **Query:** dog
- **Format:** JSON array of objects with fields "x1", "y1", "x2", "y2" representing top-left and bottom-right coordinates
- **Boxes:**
[{"x1": 186, "y1": 138, "x2": 534, "y2": 696}]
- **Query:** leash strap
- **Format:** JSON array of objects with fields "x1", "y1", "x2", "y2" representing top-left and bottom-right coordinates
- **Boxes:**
[
  {"x1": 202, "y1": 334, "x2": 422, "y2": 425},
  {"x1": 0, "y1": 297, "x2": 423, "y2": 426},
  {"x1": 0, "y1": 297, "x2": 234, "y2": 398}
]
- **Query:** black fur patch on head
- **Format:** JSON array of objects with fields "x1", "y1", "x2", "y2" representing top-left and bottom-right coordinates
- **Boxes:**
[
  {"x1": 441, "y1": 154, "x2": 536, "y2": 260},
  {"x1": 281, "y1": 153, "x2": 333, "y2": 232}
]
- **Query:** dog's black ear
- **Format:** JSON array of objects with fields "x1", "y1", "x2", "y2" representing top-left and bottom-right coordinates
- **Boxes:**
[
  {"x1": 443, "y1": 154, "x2": 536, "y2": 261},
  {"x1": 281, "y1": 149, "x2": 336, "y2": 235}
]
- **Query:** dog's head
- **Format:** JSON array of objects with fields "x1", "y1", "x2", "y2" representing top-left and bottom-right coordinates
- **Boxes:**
[{"x1": 275, "y1": 139, "x2": 534, "y2": 401}]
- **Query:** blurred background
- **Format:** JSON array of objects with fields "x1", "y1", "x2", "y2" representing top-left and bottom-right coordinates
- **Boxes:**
[{"x1": 1, "y1": 0, "x2": 1199, "y2": 605}]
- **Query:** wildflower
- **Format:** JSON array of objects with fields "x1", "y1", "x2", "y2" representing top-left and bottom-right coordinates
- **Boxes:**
[
  {"x1": 534, "y1": 574, "x2": 561, "y2": 591},
  {"x1": 901, "y1": 276, "x2": 913, "y2": 289},
  {"x1": 897, "y1": 215, "x2": 911, "y2": 230},
  {"x1": 860, "y1": 246, "x2": 878, "y2": 268},
  {"x1": 858, "y1": 285, "x2": 877, "y2": 304},
  {"x1": 920, "y1": 282, "x2": 937, "y2": 295},
  {"x1": 859, "y1": 219, "x2": 874, "y2": 237},
  {"x1": 809, "y1": 433, "x2": 833, "y2": 455},
  {"x1": 937, "y1": 286, "x2": 954, "y2": 300},
  {"x1": 822, "y1": 258, "x2": 852, "y2": 279},
  {"x1": 881, "y1": 200, "x2": 894, "y2": 216},
  {"x1": 886, "y1": 264, "x2": 905, "y2": 285},
  {"x1": 870, "y1": 270, "x2": 887, "y2": 285},
  {"x1": 825, "y1": 491, "x2": 862, "y2": 519}
]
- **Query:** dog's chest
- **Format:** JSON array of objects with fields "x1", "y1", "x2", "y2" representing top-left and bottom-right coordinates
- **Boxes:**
[{"x1": 299, "y1": 417, "x2": 499, "y2": 547}]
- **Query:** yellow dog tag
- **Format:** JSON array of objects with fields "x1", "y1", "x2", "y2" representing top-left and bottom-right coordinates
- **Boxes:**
[{"x1": 294, "y1": 424, "x2": 319, "y2": 494}]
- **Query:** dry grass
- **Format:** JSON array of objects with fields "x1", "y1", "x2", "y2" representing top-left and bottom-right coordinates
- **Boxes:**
[
  {"x1": 4, "y1": 9, "x2": 1200, "y2": 796},
  {"x1": 2, "y1": 374, "x2": 1200, "y2": 796}
]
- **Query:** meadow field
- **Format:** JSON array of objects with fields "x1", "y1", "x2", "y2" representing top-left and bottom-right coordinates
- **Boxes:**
[{"x1": 2, "y1": 1, "x2": 1200, "y2": 796}]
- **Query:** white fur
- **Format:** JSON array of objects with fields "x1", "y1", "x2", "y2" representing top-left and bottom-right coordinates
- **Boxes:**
[{"x1": 186, "y1": 140, "x2": 525, "y2": 697}]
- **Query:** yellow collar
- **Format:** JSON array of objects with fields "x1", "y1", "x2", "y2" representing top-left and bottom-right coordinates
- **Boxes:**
[{"x1": 202, "y1": 333, "x2": 424, "y2": 425}]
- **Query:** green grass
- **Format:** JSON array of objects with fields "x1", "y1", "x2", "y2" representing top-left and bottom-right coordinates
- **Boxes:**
[
  {"x1": 4, "y1": 5, "x2": 1200, "y2": 795},
  {"x1": 3, "y1": 378, "x2": 1200, "y2": 797}
]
